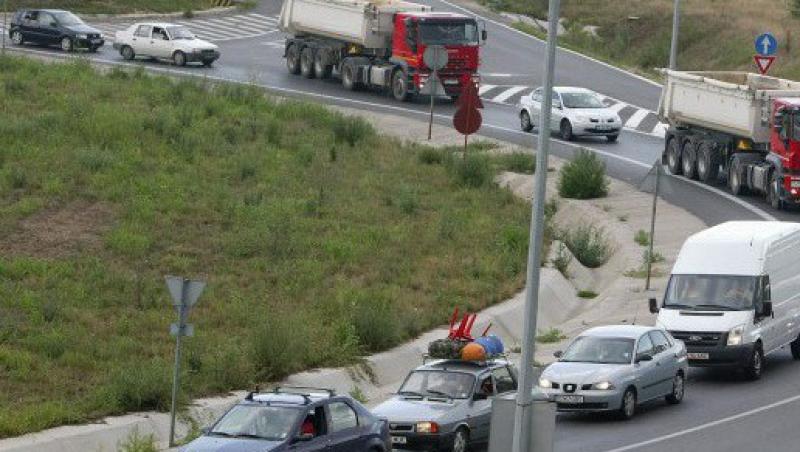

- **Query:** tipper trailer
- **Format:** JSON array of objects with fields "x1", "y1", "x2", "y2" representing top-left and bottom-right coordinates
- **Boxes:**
[
  {"x1": 658, "y1": 70, "x2": 800, "y2": 209},
  {"x1": 278, "y1": 0, "x2": 486, "y2": 101}
]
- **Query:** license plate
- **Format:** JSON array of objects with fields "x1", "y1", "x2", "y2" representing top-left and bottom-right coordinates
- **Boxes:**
[
  {"x1": 443, "y1": 79, "x2": 459, "y2": 85},
  {"x1": 392, "y1": 436, "x2": 407, "y2": 444},
  {"x1": 596, "y1": 125, "x2": 611, "y2": 131},
  {"x1": 688, "y1": 352, "x2": 709, "y2": 360},
  {"x1": 555, "y1": 395, "x2": 584, "y2": 404},
  {"x1": 91, "y1": 39, "x2": 102, "y2": 44}
]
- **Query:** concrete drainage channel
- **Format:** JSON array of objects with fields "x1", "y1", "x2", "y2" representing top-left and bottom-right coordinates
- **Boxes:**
[{"x1": 0, "y1": 109, "x2": 706, "y2": 452}]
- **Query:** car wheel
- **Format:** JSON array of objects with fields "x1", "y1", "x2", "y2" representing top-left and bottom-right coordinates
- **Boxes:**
[
  {"x1": 665, "y1": 373, "x2": 685, "y2": 404},
  {"x1": 681, "y1": 140, "x2": 698, "y2": 179},
  {"x1": 520, "y1": 110, "x2": 533, "y2": 132},
  {"x1": 121, "y1": 45, "x2": 135, "y2": 60},
  {"x1": 61, "y1": 37, "x2": 73, "y2": 52},
  {"x1": 618, "y1": 388, "x2": 636, "y2": 420},
  {"x1": 559, "y1": 120, "x2": 574, "y2": 141},
  {"x1": 451, "y1": 427, "x2": 469, "y2": 452},
  {"x1": 606, "y1": 134, "x2": 619, "y2": 143},
  {"x1": 202, "y1": 59, "x2": 214, "y2": 67},
  {"x1": 767, "y1": 170, "x2": 784, "y2": 210},
  {"x1": 286, "y1": 44, "x2": 301, "y2": 75},
  {"x1": 791, "y1": 335, "x2": 800, "y2": 360},
  {"x1": 744, "y1": 344, "x2": 763, "y2": 380},
  {"x1": 11, "y1": 30, "x2": 24, "y2": 46},
  {"x1": 666, "y1": 137, "x2": 682, "y2": 175},
  {"x1": 300, "y1": 47, "x2": 315, "y2": 79},
  {"x1": 173, "y1": 51, "x2": 187, "y2": 67},
  {"x1": 392, "y1": 69, "x2": 409, "y2": 102}
]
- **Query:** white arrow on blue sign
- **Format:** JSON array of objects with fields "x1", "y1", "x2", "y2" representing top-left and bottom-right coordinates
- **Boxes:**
[{"x1": 755, "y1": 33, "x2": 777, "y2": 56}]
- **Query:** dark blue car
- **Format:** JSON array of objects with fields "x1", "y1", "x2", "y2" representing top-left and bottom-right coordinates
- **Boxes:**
[
  {"x1": 9, "y1": 9, "x2": 104, "y2": 52},
  {"x1": 182, "y1": 387, "x2": 391, "y2": 452}
]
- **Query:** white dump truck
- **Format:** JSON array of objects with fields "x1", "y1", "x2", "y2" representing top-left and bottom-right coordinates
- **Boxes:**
[
  {"x1": 658, "y1": 70, "x2": 800, "y2": 209},
  {"x1": 278, "y1": 0, "x2": 486, "y2": 101}
]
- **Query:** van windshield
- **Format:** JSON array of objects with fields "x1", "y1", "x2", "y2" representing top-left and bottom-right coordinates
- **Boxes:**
[{"x1": 664, "y1": 274, "x2": 758, "y2": 311}]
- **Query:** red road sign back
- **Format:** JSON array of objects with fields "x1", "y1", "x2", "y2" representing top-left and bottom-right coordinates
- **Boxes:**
[
  {"x1": 754, "y1": 55, "x2": 776, "y2": 75},
  {"x1": 454, "y1": 108, "x2": 482, "y2": 135}
]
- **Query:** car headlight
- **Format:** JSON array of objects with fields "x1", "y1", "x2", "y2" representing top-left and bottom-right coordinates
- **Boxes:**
[
  {"x1": 592, "y1": 381, "x2": 616, "y2": 390},
  {"x1": 538, "y1": 377, "x2": 552, "y2": 389},
  {"x1": 416, "y1": 422, "x2": 439, "y2": 433},
  {"x1": 612, "y1": 115, "x2": 621, "y2": 123},
  {"x1": 727, "y1": 324, "x2": 745, "y2": 346},
  {"x1": 76, "y1": 33, "x2": 87, "y2": 39}
]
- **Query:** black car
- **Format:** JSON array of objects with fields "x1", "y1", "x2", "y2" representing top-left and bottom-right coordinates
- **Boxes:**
[
  {"x1": 9, "y1": 9, "x2": 104, "y2": 52},
  {"x1": 182, "y1": 387, "x2": 392, "y2": 452}
]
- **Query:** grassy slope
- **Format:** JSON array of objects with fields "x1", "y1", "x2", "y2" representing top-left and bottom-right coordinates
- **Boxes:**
[
  {"x1": 486, "y1": 0, "x2": 800, "y2": 82},
  {"x1": 0, "y1": 56, "x2": 538, "y2": 437},
  {"x1": 5, "y1": 1, "x2": 217, "y2": 14}
]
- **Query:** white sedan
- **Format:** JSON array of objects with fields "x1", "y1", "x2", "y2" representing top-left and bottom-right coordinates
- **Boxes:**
[
  {"x1": 113, "y1": 22, "x2": 220, "y2": 67},
  {"x1": 518, "y1": 86, "x2": 622, "y2": 142}
]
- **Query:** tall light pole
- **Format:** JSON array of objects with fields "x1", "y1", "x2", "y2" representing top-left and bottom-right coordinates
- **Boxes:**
[
  {"x1": 511, "y1": 1, "x2": 560, "y2": 451},
  {"x1": 2, "y1": 0, "x2": 8, "y2": 55},
  {"x1": 669, "y1": 0, "x2": 680, "y2": 70}
]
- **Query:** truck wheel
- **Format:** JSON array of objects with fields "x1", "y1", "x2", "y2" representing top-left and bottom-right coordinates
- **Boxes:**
[
  {"x1": 520, "y1": 111, "x2": 533, "y2": 132},
  {"x1": 120, "y1": 45, "x2": 135, "y2": 60},
  {"x1": 286, "y1": 44, "x2": 301, "y2": 75},
  {"x1": 729, "y1": 155, "x2": 747, "y2": 196},
  {"x1": 300, "y1": 47, "x2": 316, "y2": 79},
  {"x1": 681, "y1": 140, "x2": 698, "y2": 179},
  {"x1": 791, "y1": 335, "x2": 800, "y2": 360},
  {"x1": 666, "y1": 137, "x2": 682, "y2": 175},
  {"x1": 767, "y1": 170, "x2": 784, "y2": 210},
  {"x1": 744, "y1": 345, "x2": 763, "y2": 380},
  {"x1": 697, "y1": 141, "x2": 720, "y2": 183},
  {"x1": 341, "y1": 61, "x2": 359, "y2": 91},
  {"x1": 392, "y1": 69, "x2": 410, "y2": 102},
  {"x1": 313, "y1": 52, "x2": 332, "y2": 79}
]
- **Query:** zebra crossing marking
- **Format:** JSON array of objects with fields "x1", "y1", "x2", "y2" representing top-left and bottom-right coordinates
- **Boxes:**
[{"x1": 491, "y1": 85, "x2": 527, "y2": 103}]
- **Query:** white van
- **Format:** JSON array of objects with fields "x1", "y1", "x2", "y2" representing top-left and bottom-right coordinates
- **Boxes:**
[{"x1": 650, "y1": 221, "x2": 800, "y2": 380}]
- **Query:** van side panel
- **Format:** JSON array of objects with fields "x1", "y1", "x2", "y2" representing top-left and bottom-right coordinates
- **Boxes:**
[{"x1": 763, "y1": 230, "x2": 800, "y2": 352}]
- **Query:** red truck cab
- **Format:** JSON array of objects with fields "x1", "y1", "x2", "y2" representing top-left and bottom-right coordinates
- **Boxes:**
[
  {"x1": 770, "y1": 98, "x2": 800, "y2": 201},
  {"x1": 391, "y1": 12, "x2": 483, "y2": 98}
]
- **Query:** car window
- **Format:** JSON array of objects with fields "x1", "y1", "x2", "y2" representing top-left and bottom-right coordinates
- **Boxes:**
[
  {"x1": 152, "y1": 26, "x2": 169, "y2": 40},
  {"x1": 637, "y1": 333, "x2": 655, "y2": 357},
  {"x1": 37, "y1": 12, "x2": 54, "y2": 26},
  {"x1": 477, "y1": 374, "x2": 494, "y2": 396},
  {"x1": 24, "y1": 11, "x2": 38, "y2": 22},
  {"x1": 300, "y1": 406, "x2": 328, "y2": 438},
  {"x1": 211, "y1": 405, "x2": 300, "y2": 441},
  {"x1": 399, "y1": 370, "x2": 475, "y2": 399},
  {"x1": 135, "y1": 25, "x2": 152, "y2": 38},
  {"x1": 492, "y1": 367, "x2": 517, "y2": 394},
  {"x1": 327, "y1": 402, "x2": 358, "y2": 433},
  {"x1": 649, "y1": 331, "x2": 671, "y2": 354}
]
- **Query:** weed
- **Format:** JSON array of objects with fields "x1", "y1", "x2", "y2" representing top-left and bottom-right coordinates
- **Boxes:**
[
  {"x1": 496, "y1": 152, "x2": 536, "y2": 174},
  {"x1": 349, "y1": 386, "x2": 368, "y2": 404},
  {"x1": 418, "y1": 147, "x2": 446, "y2": 165},
  {"x1": 451, "y1": 154, "x2": 493, "y2": 188},
  {"x1": 552, "y1": 242, "x2": 572, "y2": 277},
  {"x1": 643, "y1": 249, "x2": 665, "y2": 264},
  {"x1": 561, "y1": 224, "x2": 612, "y2": 268},
  {"x1": 558, "y1": 149, "x2": 609, "y2": 199},
  {"x1": 396, "y1": 185, "x2": 420, "y2": 215},
  {"x1": 118, "y1": 429, "x2": 157, "y2": 452},
  {"x1": 536, "y1": 328, "x2": 566, "y2": 343},
  {"x1": 352, "y1": 296, "x2": 403, "y2": 353},
  {"x1": 183, "y1": 9, "x2": 194, "y2": 18},
  {"x1": 577, "y1": 290, "x2": 598, "y2": 299},
  {"x1": 634, "y1": 230, "x2": 650, "y2": 247}
]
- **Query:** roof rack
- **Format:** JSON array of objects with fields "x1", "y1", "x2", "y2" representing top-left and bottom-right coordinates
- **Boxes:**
[
  {"x1": 422, "y1": 354, "x2": 508, "y2": 366},
  {"x1": 273, "y1": 386, "x2": 336, "y2": 397}
]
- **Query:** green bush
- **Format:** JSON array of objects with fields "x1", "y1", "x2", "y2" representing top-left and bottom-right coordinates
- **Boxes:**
[
  {"x1": 558, "y1": 149, "x2": 609, "y2": 199},
  {"x1": 451, "y1": 154, "x2": 493, "y2": 188},
  {"x1": 562, "y1": 223, "x2": 612, "y2": 268},
  {"x1": 634, "y1": 229, "x2": 650, "y2": 247},
  {"x1": 252, "y1": 312, "x2": 312, "y2": 381},
  {"x1": 552, "y1": 242, "x2": 572, "y2": 277},
  {"x1": 496, "y1": 152, "x2": 536, "y2": 174},
  {"x1": 118, "y1": 429, "x2": 158, "y2": 452},
  {"x1": 577, "y1": 290, "x2": 598, "y2": 299},
  {"x1": 417, "y1": 147, "x2": 446, "y2": 165},
  {"x1": 353, "y1": 296, "x2": 403, "y2": 353},
  {"x1": 107, "y1": 361, "x2": 173, "y2": 412}
]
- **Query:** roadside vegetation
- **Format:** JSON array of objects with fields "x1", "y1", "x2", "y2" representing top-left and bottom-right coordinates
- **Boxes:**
[
  {"x1": 5, "y1": 0, "x2": 225, "y2": 14},
  {"x1": 577, "y1": 290, "x2": 597, "y2": 299},
  {"x1": 0, "y1": 56, "x2": 535, "y2": 437},
  {"x1": 560, "y1": 224, "x2": 612, "y2": 268},
  {"x1": 117, "y1": 430, "x2": 158, "y2": 452},
  {"x1": 558, "y1": 149, "x2": 608, "y2": 199},
  {"x1": 536, "y1": 328, "x2": 566, "y2": 343},
  {"x1": 485, "y1": 0, "x2": 800, "y2": 81}
]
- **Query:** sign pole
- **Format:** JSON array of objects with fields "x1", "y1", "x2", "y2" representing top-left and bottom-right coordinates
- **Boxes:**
[
  {"x1": 645, "y1": 160, "x2": 660, "y2": 291},
  {"x1": 168, "y1": 279, "x2": 189, "y2": 448},
  {"x1": 669, "y1": 0, "x2": 680, "y2": 70},
  {"x1": 428, "y1": 69, "x2": 437, "y2": 140},
  {"x1": 512, "y1": 1, "x2": 559, "y2": 452}
]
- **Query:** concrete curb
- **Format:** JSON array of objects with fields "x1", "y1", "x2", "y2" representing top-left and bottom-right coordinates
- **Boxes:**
[{"x1": 79, "y1": 6, "x2": 238, "y2": 22}]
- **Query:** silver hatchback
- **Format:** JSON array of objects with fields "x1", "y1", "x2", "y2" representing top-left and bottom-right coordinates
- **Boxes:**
[{"x1": 538, "y1": 325, "x2": 688, "y2": 419}]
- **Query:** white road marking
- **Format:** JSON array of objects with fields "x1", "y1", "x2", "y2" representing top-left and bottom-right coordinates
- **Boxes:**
[
  {"x1": 625, "y1": 109, "x2": 650, "y2": 129},
  {"x1": 478, "y1": 84, "x2": 497, "y2": 96},
  {"x1": 608, "y1": 101, "x2": 629, "y2": 114},
  {"x1": 5, "y1": 46, "x2": 778, "y2": 223},
  {"x1": 491, "y1": 85, "x2": 527, "y2": 103},
  {"x1": 603, "y1": 393, "x2": 800, "y2": 452}
]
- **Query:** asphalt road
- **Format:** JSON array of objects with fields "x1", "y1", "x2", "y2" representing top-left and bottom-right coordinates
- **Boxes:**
[{"x1": 6, "y1": 0, "x2": 800, "y2": 450}]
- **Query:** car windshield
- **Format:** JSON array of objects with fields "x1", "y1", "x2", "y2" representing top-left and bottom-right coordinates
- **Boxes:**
[
  {"x1": 53, "y1": 12, "x2": 84, "y2": 26},
  {"x1": 399, "y1": 370, "x2": 475, "y2": 399},
  {"x1": 560, "y1": 337, "x2": 635, "y2": 364},
  {"x1": 419, "y1": 21, "x2": 479, "y2": 45},
  {"x1": 561, "y1": 92, "x2": 605, "y2": 109},
  {"x1": 664, "y1": 274, "x2": 757, "y2": 311},
  {"x1": 210, "y1": 405, "x2": 300, "y2": 441},
  {"x1": 168, "y1": 26, "x2": 195, "y2": 40}
]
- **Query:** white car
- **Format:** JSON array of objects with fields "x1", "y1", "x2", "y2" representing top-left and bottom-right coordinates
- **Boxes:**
[
  {"x1": 518, "y1": 86, "x2": 622, "y2": 142},
  {"x1": 113, "y1": 22, "x2": 220, "y2": 67}
]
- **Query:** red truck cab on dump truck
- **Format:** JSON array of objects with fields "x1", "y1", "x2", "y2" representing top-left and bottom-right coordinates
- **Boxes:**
[
  {"x1": 768, "y1": 99, "x2": 800, "y2": 203},
  {"x1": 279, "y1": 0, "x2": 485, "y2": 101}
]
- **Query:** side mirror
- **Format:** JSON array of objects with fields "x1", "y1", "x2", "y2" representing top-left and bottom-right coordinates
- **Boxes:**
[
  {"x1": 553, "y1": 350, "x2": 563, "y2": 359},
  {"x1": 636, "y1": 354, "x2": 653, "y2": 363},
  {"x1": 649, "y1": 298, "x2": 659, "y2": 314},
  {"x1": 481, "y1": 29, "x2": 488, "y2": 41},
  {"x1": 552, "y1": 101, "x2": 562, "y2": 110},
  {"x1": 201, "y1": 426, "x2": 210, "y2": 435},
  {"x1": 762, "y1": 301, "x2": 773, "y2": 318}
]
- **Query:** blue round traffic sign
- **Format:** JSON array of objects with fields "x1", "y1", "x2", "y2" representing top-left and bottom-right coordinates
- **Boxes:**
[{"x1": 755, "y1": 33, "x2": 778, "y2": 56}]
